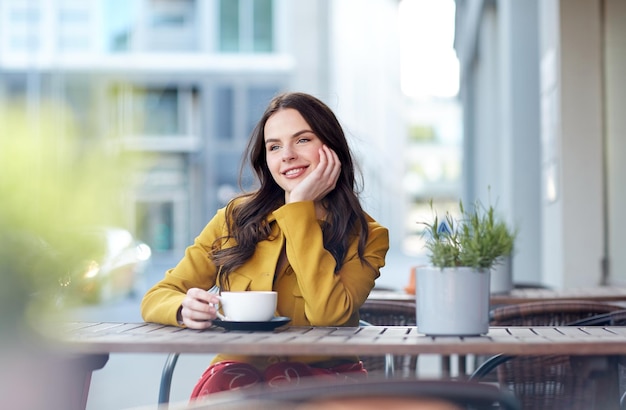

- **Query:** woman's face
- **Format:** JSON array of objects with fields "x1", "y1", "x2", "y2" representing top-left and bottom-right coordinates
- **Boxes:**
[{"x1": 264, "y1": 108, "x2": 325, "y2": 199}]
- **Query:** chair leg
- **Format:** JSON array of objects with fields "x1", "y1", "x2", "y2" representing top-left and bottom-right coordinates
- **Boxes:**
[
  {"x1": 457, "y1": 355, "x2": 467, "y2": 379},
  {"x1": 158, "y1": 353, "x2": 180, "y2": 407},
  {"x1": 384, "y1": 354, "x2": 395, "y2": 378},
  {"x1": 441, "y1": 355, "x2": 451, "y2": 379}
]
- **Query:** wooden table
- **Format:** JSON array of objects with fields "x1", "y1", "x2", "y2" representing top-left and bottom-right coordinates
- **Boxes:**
[
  {"x1": 490, "y1": 286, "x2": 626, "y2": 305},
  {"x1": 51, "y1": 322, "x2": 626, "y2": 356},
  {"x1": 367, "y1": 290, "x2": 415, "y2": 302},
  {"x1": 368, "y1": 286, "x2": 626, "y2": 306},
  {"x1": 48, "y1": 322, "x2": 626, "y2": 409}
]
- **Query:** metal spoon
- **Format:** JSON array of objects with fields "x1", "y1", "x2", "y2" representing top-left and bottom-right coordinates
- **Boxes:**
[
  {"x1": 207, "y1": 286, "x2": 228, "y2": 321},
  {"x1": 215, "y1": 311, "x2": 228, "y2": 321}
]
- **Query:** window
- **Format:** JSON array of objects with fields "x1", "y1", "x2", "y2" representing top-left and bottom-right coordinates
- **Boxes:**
[
  {"x1": 56, "y1": 5, "x2": 92, "y2": 52},
  {"x1": 136, "y1": 201, "x2": 173, "y2": 251},
  {"x1": 58, "y1": 9, "x2": 88, "y2": 23},
  {"x1": 131, "y1": 87, "x2": 179, "y2": 136},
  {"x1": 219, "y1": 0, "x2": 273, "y2": 53},
  {"x1": 2, "y1": 74, "x2": 28, "y2": 107},
  {"x1": 10, "y1": 7, "x2": 40, "y2": 23},
  {"x1": 216, "y1": 150, "x2": 242, "y2": 187},
  {"x1": 149, "y1": 0, "x2": 195, "y2": 28},
  {"x1": 63, "y1": 80, "x2": 94, "y2": 138},
  {"x1": 246, "y1": 86, "x2": 278, "y2": 134},
  {"x1": 214, "y1": 86, "x2": 234, "y2": 140},
  {"x1": 103, "y1": 0, "x2": 140, "y2": 52},
  {"x1": 145, "y1": 0, "x2": 197, "y2": 51},
  {"x1": 110, "y1": 85, "x2": 202, "y2": 139},
  {"x1": 102, "y1": 0, "x2": 197, "y2": 52},
  {"x1": 212, "y1": 84, "x2": 279, "y2": 141},
  {"x1": 9, "y1": 36, "x2": 39, "y2": 52},
  {"x1": 7, "y1": 4, "x2": 41, "y2": 52},
  {"x1": 252, "y1": 0, "x2": 272, "y2": 52},
  {"x1": 210, "y1": 84, "x2": 280, "y2": 197},
  {"x1": 58, "y1": 36, "x2": 90, "y2": 51}
]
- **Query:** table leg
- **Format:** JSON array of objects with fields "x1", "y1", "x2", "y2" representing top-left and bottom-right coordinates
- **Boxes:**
[
  {"x1": 440, "y1": 355, "x2": 468, "y2": 379},
  {"x1": 457, "y1": 355, "x2": 467, "y2": 379},
  {"x1": 441, "y1": 355, "x2": 451, "y2": 379},
  {"x1": 384, "y1": 354, "x2": 395, "y2": 378},
  {"x1": 59, "y1": 353, "x2": 110, "y2": 410},
  {"x1": 0, "y1": 350, "x2": 108, "y2": 410}
]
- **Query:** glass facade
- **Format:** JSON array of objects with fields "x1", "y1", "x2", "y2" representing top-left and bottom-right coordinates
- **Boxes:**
[
  {"x1": 131, "y1": 87, "x2": 180, "y2": 136},
  {"x1": 7, "y1": 4, "x2": 40, "y2": 52},
  {"x1": 246, "y1": 86, "x2": 278, "y2": 134},
  {"x1": 103, "y1": 0, "x2": 138, "y2": 52},
  {"x1": 136, "y1": 201, "x2": 174, "y2": 251},
  {"x1": 214, "y1": 86, "x2": 234, "y2": 141},
  {"x1": 0, "y1": 0, "x2": 291, "y2": 254},
  {"x1": 252, "y1": 0, "x2": 273, "y2": 52},
  {"x1": 63, "y1": 80, "x2": 96, "y2": 139},
  {"x1": 103, "y1": 0, "x2": 197, "y2": 52},
  {"x1": 219, "y1": 0, "x2": 273, "y2": 53},
  {"x1": 57, "y1": 4, "x2": 91, "y2": 52},
  {"x1": 219, "y1": 0, "x2": 239, "y2": 52}
]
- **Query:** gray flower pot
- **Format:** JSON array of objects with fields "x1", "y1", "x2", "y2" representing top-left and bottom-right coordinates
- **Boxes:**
[
  {"x1": 416, "y1": 266, "x2": 490, "y2": 336},
  {"x1": 490, "y1": 255, "x2": 513, "y2": 294}
]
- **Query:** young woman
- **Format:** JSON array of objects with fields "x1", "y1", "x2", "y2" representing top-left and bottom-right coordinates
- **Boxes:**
[{"x1": 141, "y1": 92, "x2": 389, "y2": 398}]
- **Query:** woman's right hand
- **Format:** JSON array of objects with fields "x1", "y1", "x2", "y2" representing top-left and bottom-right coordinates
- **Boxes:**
[
  {"x1": 288, "y1": 145, "x2": 341, "y2": 204},
  {"x1": 179, "y1": 288, "x2": 221, "y2": 329}
]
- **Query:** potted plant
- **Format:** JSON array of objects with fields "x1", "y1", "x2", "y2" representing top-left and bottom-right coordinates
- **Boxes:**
[
  {"x1": 416, "y1": 199, "x2": 515, "y2": 336},
  {"x1": 459, "y1": 200, "x2": 517, "y2": 295},
  {"x1": 489, "y1": 217, "x2": 517, "y2": 295}
]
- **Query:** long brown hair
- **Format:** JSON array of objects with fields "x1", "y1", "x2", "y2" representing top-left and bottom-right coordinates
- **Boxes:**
[{"x1": 212, "y1": 92, "x2": 370, "y2": 290}]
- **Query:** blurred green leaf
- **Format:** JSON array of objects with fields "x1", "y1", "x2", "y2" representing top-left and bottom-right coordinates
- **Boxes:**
[{"x1": 0, "y1": 103, "x2": 137, "y2": 339}]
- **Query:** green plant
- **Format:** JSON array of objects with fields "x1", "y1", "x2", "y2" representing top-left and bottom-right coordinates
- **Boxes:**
[
  {"x1": 420, "y1": 199, "x2": 516, "y2": 270},
  {"x1": 0, "y1": 103, "x2": 138, "y2": 342}
]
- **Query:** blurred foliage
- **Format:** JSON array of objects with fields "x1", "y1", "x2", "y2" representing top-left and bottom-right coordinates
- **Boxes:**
[
  {"x1": 407, "y1": 124, "x2": 436, "y2": 142},
  {"x1": 0, "y1": 103, "x2": 136, "y2": 340}
]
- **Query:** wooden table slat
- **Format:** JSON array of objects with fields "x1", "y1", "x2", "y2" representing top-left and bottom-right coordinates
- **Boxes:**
[{"x1": 605, "y1": 327, "x2": 626, "y2": 336}]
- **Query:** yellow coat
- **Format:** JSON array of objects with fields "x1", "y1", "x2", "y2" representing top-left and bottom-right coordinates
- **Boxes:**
[{"x1": 141, "y1": 200, "x2": 389, "y2": 370}]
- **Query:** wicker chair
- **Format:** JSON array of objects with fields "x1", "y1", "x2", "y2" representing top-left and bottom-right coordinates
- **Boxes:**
[
  {"x1": 571, "y1": 309, "x2": 626, "y2": 409},
  {"x1": 470, "y1": 300, "x2": 626, "y2": 410},
  {"x1": 570, "y1": 309, "x2": 626, "y2": 326},
  {"x1": 357, "y1": 299, "x2": 418, "y2": 378}
]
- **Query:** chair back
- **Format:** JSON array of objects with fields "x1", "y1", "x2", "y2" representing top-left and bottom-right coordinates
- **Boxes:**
[
  {"x1": 569, "y1": 308, "x2": 626, "y2": 326},
  {"x1": 489, "y1": 300, "x2": 624, "y2": 326},
  {"x1": 358, "y1": 299, "x2": 417, "y2": 378},
  {"x1": 473, "y1": 300, "x2": 625, "y2": 410}
]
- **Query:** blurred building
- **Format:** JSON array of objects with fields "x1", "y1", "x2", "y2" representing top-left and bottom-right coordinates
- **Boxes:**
[
  {"x1": 402, "y1": 97, "x2": 462, "y2": 256},
  {"x1": 0, "y1": 0, "x2": 406, "y2": 257},
  {"x1": 454, "y1": 0, "x2": 626, "y2": 288}
]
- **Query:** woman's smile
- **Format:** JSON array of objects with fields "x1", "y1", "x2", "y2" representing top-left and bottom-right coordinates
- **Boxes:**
[{"x1": 283, "y1": 166, "x2": 308, "y2": 178}]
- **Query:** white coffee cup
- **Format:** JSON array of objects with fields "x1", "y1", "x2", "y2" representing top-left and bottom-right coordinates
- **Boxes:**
[{"x1": 219, "y1": 291, "x2": 277, "y2": 322}]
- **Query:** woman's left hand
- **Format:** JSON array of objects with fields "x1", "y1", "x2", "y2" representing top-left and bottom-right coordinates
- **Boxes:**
[{"x1": 288, "y1": 145, "x2": 341, "y2": 203}]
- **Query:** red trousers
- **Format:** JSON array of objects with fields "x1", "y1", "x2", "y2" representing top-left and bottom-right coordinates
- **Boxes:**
[{"x1": 190, "y1": 360, "x2": 367, "y2": 399}]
